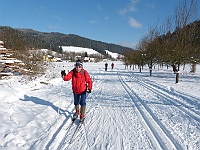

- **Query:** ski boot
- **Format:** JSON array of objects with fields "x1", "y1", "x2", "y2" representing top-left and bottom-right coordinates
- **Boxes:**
[
  {"x1": 79, "y1": 106, "x2": 86, "y2": 123},
  {"x1": 80, "y1": 114, "x2": 85, "y2": 123},
  {"x1": 72, "y1": 105, "x2": 79, "y2": 121},
  {"x1": 72, "y1": 112, "x2": 78, "y2": 121}
]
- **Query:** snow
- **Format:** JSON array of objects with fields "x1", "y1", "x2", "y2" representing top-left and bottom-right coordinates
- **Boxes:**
[
  {"x1": 62, "y1": 46, "x2": 101, "y2": 55},
  {"x1": 0, "y1": 60, "x2": 14, "y2": 64},
  {"x1": 105, "y1": 50, "x2": 119, "y2": 59},
  {"x1": 0, "y1": 61, "x2": 199, "y2": 150},
  {"x1": 0, "y1": 48, "x2": 7, "y2": 50}
]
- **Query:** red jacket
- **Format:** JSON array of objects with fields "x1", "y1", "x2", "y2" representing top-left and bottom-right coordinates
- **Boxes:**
[{"x1": 63, "y1": 68, "x2": 92, "y2": 94}]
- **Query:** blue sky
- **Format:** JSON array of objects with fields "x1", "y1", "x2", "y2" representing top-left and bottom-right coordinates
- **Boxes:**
[{"x1": 0, "y1": 0, "x2": 199, "y2": 49}]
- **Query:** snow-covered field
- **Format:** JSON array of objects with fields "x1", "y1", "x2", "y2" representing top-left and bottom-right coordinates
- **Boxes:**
[
  {"x1": 0, "y1": 61, "x2": 199, "y2": 150},
  {"x1": 62, "y1": 46, "x2": 101, "y2": 55}
]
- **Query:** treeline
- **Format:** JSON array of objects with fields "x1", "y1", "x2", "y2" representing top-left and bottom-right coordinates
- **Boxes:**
[
  {"x1": 123, "y1": 0, "x2": 200, "y2": 83},
  {"x1": 0, "y1": 27, "x2": 132, "y2": 55},
  {"x1": 0, "y1": 27, "x2": 47, "y2": 76},
  {"x1": 0, "y1": 27, "x2": 27, "y2": 51}
]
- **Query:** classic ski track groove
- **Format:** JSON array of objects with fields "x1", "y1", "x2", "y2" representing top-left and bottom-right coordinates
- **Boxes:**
[
  {"x1": 126, "y1": 73, "x2": 200, "y2": 125},
  {"x1": 118, "y1": 72, "x2": 182, "y2": 150},
  {"x1": 128, "y1": 72, "x2": 200, "y2": 109}
]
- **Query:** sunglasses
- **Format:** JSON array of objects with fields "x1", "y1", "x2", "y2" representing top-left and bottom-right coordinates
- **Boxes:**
[{"x1": 75, "y1": 66, "x2": 82, "y2": 68}]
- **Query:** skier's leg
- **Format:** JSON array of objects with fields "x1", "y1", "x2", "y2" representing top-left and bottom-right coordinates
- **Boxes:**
[
  {"x1": 72, "y1": 93, "x2": 81, "y2": 120},
  {"x1": 75, "y1": 105, "x2": 79, "y2": 114},
  {"x1": 80, "y1": 91, "x2": 86, "y2": 121}
]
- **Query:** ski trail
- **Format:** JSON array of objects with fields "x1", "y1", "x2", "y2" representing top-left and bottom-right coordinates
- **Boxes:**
[
  {"x1": 84, "y1": 70, "x2": 154, "y2": 149},
  {"x1": 126, "y1": 73, "x2": 200, "y2": 124},
  {"x1": 130, "y1": 72, "x2": 200, "y2": 105},
  {"x1": 118, "y1": 72, "x2": 182, "y2": 149},
  {"x1": 26, "y1": 68, "x2": 199, "y2": 150},
  {"x1": 128, "y1": 72, "x2": 200, "y2": 111}
]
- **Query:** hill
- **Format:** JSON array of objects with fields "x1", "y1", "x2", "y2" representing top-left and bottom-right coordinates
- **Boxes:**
[{"x1": 0, "y1": 26, "x2": 134, "y2": 55}]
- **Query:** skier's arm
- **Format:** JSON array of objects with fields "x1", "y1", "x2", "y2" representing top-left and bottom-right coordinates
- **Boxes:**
[{"x1": 63, "y1": 70, "x2": 73, "y2": 81}]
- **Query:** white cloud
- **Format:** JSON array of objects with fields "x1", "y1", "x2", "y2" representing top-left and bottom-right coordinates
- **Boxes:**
[
  {"x1": 129, "y1": 17, "x2": 142, "y2": 28},
  {"x1": 89, "y1": 20, "x2": 98, "y2": 24},
  {"x1": 118, "y1": 0, "x2": 139, "y2": 15},
  {"x1": 48, "y1": 25, "x2": 59, "y2": 29},
  {"x1": 118, "y1": 8, "x2": 128, "y2": 16}
]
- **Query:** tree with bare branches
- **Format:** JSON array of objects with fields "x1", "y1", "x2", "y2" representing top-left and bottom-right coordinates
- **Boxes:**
[{"x1": 161, "y1": 0, "x2": 198, "y2": 83}]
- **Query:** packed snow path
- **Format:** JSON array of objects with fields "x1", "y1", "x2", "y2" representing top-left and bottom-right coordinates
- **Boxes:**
[{"x1": 0, "y1": 62, "x2": 199, "y2": 150}]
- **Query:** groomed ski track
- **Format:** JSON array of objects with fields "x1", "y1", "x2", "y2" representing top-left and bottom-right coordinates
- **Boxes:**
[{"x1": 29, "y1": 68, "x2": 199, "y2": 150}]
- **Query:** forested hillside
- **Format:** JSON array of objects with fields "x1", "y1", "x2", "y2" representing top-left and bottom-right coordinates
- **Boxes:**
[{"x1": 0, "y1": 26, "x2": 133, "y2": 54}]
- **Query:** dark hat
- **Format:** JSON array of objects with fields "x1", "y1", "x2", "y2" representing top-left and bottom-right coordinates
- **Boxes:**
[{"x1": 75, "y1": 60, "x2": 83, "y2": 67}]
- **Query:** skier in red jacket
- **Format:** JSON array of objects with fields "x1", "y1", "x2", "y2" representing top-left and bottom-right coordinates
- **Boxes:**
[
  {"x1": 61, "y1": 60, "x2": 93, "y2": 122},
  {"x1": 111, "y1": 62, "x2": 114, "y2": 69}
]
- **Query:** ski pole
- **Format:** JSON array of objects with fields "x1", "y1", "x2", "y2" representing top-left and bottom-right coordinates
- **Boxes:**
[
  {"x1": 58, "y1": 66, "x2": 65, "y2": 115},
  {"x1": 58, "y1": 76, "x2": 63, "y2": 115}
]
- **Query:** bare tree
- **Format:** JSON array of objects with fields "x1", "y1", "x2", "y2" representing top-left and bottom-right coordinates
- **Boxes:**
[
  {"x1": 137, "y1": 25, "x2": 161, "y2": 76},
  {"x1": 161, "y1": 0, "x2": 198, "y2": 83},
  {"x1": 145, "y1": 26, "x2": 161, "y2": 76}
]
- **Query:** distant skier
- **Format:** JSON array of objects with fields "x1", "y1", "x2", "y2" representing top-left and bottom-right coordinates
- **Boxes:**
[
  {"x1": 111, "y1": 62, "x2": 114, "y2": 69},
  {"x1": 105, "y1": 62, "x2": 108, "y2": 71},
  {"x1": 61, "y1": 60, "x2": 93, "y2": 122}
]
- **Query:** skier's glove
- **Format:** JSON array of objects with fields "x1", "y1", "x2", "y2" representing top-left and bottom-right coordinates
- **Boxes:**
[
  {"x1": 87, "y1": 89, "x2": 91, "y2": 93},
  {"x1": 61, "y1": 70, "x2": 66, "y2": 77}
]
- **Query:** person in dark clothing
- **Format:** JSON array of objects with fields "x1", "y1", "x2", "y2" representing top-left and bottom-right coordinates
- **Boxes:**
[{"x1": 105, "y1": 62, "x2": 108, "y2": 71}]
